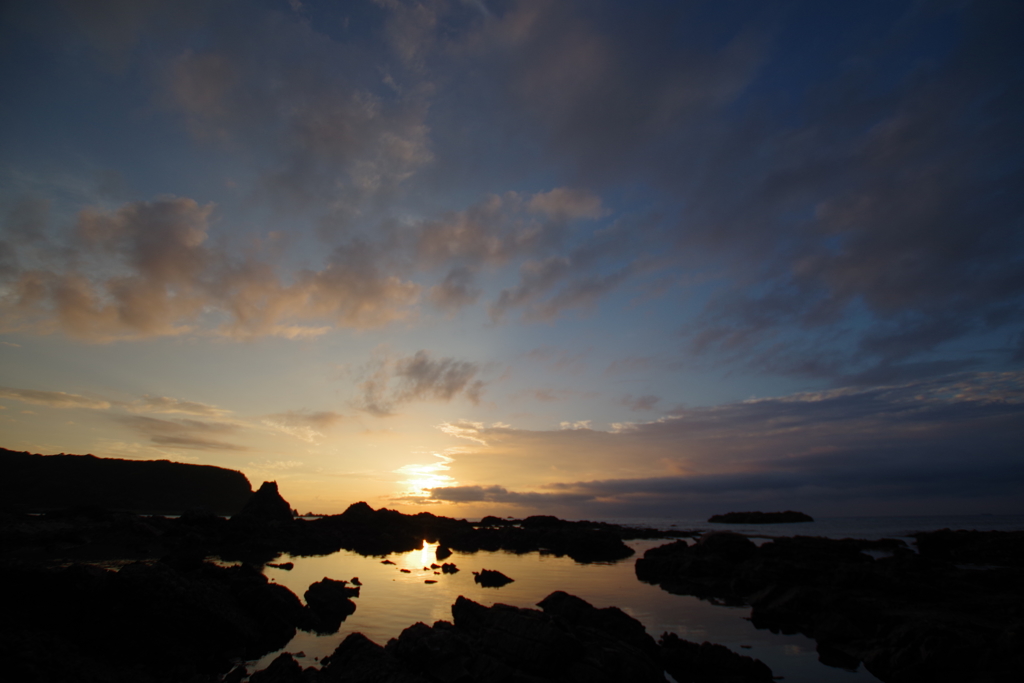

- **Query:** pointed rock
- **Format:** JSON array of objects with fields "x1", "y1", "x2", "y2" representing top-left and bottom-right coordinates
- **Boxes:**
[{"x1": 232, "y1": 481, "x2": 294, "y2": 524}]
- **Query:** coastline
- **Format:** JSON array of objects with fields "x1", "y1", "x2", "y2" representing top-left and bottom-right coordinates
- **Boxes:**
[{"x1": 2, "y1": 499, "x2": 1022, "y2": 682}]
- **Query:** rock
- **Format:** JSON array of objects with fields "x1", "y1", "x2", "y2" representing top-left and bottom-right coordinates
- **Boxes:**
[
  {"x1": 436, "y1": 545, "x2": 453, "y2": 560},
  {"x1": 249, "y1": 652, "x2": 303, "y2": 683},
  {"x1": 0, "y1": 558, "x2": 313, "y2": 682},
  {"x1": 222, "y1": 663, "x2": 247, "y2": 683},
  {"x1": 267, "y1": 562, "x2": 294, "y2": 570},
  {"x1": 321, "y1": 632, "x2": 427, "y2": 683},
  {"x1": 478, "y1": 515, "x2": 513, "y2": 526},
  {"x1": 707, "y1": 510, "x2": 814, "y2": 524},
  {"x1": 693, "y1": 531, "x2": 758, "y2": 561},
  {"x1": 473, "y1": 568, "x2": 514, "y2": 587},
  {"x1": 384, "y1": 621, "x2": 475, "y2": 682},
  {"x1": 913, "y1": 528, "x2": 1024, "y2": 565},
  {"x1": 537, "y1": 590, "x2": 660, "y2": 661},
  {"x1": 424, "y1": 579, "x2": 437, "y2": 584},
  {"x1": 441, "y1": 563, "x2": 459, "y2": 574},
  {"x1": 660, "y1": 632, "x2": 774, "y2": 682},
  {"x1": 638, "y1": 532, "x2": 1024, "y2": 682},
  {"x1": 232, "y1": 481, "x2": 295, "y2": 525},
  {"x1": 0, "y1": 447, "x2": 253, "y2": 515},
  {"x1": 440, "y1": 514, "x2": 686, "y2": 564},
  {"x1": 303, "y1": 577, "x2": 358, "y2": 632},
  {"x1": 446, "y1": 594, "x2": 668, "y2": 682}
]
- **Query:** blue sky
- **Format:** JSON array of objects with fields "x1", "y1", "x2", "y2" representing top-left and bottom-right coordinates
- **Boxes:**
[{"x1": 1, "y1": 0, "x2": 1022, "y2": 517}]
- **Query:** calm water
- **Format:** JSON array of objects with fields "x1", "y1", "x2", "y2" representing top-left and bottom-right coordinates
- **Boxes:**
[{"x1": 245, "y1": 514, "x2": 1024, "y2": 681}]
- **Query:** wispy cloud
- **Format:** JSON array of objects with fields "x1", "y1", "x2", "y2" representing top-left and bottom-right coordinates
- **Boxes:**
[
  {"x1": 426, "y1": 372, "x2": 1024, "y2": 514},
  {"x1": 127, "y1": 395, "x2": 231, "y2": 417},
  {"x1": 261, "y1": 410, "x2": 344, "y2": 443},
  {"x1": 0, "y1": 386, "x2": 110, "y2": 410},
  {"x1": 356, "y1": 350, "x2": 485, "y2": 417},
  {"x1": 115, "y1": 415, "x2": 248, "y2": 451}
]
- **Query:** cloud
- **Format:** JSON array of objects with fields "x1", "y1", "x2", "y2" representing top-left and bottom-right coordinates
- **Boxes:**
[
  {"x1": 164, "y1": 5, "x2": 433, "y2": 211},
  {"x1": 438, "y1": 420, "x2": 488, "y2": 445},
  {"x1": 527, "y1": 187, "x2": 607, "y2": 220},
  {"x1": 0, "y1": 386, "x2": 110, "y2": 410},
  {"x1": 621, "y1": 394, "x2": 660, "y2": 412},
  {"x1": 418, "y1": 0, "x2": 1024, "y2": 380},
  {"x1": 522, "y1": 347, "x2": 589, "y2": 375},
  {"x1": 116, "y1": 415, "x2": 248, "y2": 451},
  {"x1": 248, "y1": 459, "x2": 304, "y2": 471},
  {"x1": 428, "y1": 484, "x2": 592, "y2": 506},
  {"x1": 489, "y1": 256, "x2": 632, "y2": 323},
  {"x1": 0, "y1": 197, "x2": 421, "y2": 341},
  {"x1": 128, "y1": 395, "x2": 230, "y2": 417},
  {"x1": 3, "y1": 196, "x2": 50, "y2": 245},
  {"x1": 604, "y1": 356, "x2": 652, "y2": 375},
  {"x1": 5, "y1": 0, "x2": 1022, "y2": 391},
  {"x1": 659, "y1": 2, "x2": 1024, "y2": 381},
  {"x1": 427, "y1": 371, "x2": 1024, "y2": 514},
  {"x1": 428, "y1": 265, "x2": 480, "y2": 314},
  {"x1": 356, "y1": 350, "x2": 485, "y2": 417},
  {"x1": 261, "y1": 410, "x2": 344, "y2": 443},
  {"x1": 515, "y1": 387, "x2": 599, "y2": 404},
  {"x1": 415, "y1": 189, "x2": 604, "y2": 268},
  {"x1": 2, "y1": 197, "x2": 210, "y2": 340}
]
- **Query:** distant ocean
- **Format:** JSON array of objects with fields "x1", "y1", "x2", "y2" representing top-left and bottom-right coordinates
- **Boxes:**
[
  {"x1": 245, "y1": 514, "x2": 1024, "y2": 683},
  {"x1": 606, "y1": 513, "x2": 1024, "y2": 543}
]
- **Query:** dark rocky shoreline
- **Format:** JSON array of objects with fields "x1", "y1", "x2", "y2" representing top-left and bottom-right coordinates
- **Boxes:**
[
  {"x1": 636, "y1": 530, "x2": 1024, "y2": 682},
  {"x1": 2, "y1": 482, "x2": 1021, "y2": 682}
]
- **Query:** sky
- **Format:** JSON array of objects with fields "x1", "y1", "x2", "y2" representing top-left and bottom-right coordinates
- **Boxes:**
[{"x1": 1, "y1": 0, "x2": 1022, "y2": 519}]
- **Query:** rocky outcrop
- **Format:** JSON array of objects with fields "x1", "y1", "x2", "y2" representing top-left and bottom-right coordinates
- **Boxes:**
[
  {"x1": 0, "y1": 447, "x2": 253, "y2": 515},
  {"x1": 660, "y1": 633, "x2": 773, "y2": 683},
  {"x1": 439, "y1": 515, "x2": 672, "y2": 563},
  {"x1": 320, "y1": 632, "x2": 427, "y2": 683},
  {"x1": 0, "y1": 558, "x2": 320, "y2": 683},
  {"x1": 707, "y1": 510, "x2": 813, "y2": 524},
  {"x1": 248, "y1": 652, "x2": 304, "y2": 683},
  {"x1": 473, "y1": 568, "x2": 513, "y2": 587},
  {"x1": 232, "y1": 481, "x2": 294, "y2": 525},
  {"x1": 636, "y1": 531, "x2": 1024, "y2": 682},
  {"x1": 913, "y1": 527, "x2": 1024, "y2": 565},
  {"x1": 304, "y1": 577, "x2": 359, "y2": 632},
  {"x1": 313, "y1": 592, "x2": 675, "y2": 683},
  {"x1": 1, "y1": 483, "x2": 692, "y2": 566}
]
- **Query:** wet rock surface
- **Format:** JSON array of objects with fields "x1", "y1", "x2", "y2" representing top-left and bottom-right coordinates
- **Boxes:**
[{"x1": 636, "y1": 530, "x2": 1024, "y2": 682}]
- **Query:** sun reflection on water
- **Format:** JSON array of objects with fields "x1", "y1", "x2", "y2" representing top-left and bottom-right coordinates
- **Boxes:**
[{"x1": 249, "y1": 539, "x2": 880, "y2": 683}]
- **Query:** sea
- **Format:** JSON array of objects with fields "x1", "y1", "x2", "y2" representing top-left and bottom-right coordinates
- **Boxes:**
[{"x1": 242, "y1": 514, "x2": 1024, "y2": 682}]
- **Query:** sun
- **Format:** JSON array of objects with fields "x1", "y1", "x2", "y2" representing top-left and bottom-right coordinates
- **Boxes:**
[{"x1": 393, "y1": 452, "x2": 458, "y2": 501}]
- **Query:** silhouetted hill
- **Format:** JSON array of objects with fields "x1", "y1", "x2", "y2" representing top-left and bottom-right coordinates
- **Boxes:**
[{"x1": 0, "y1": 448, "x2": 253, "y2": 515}]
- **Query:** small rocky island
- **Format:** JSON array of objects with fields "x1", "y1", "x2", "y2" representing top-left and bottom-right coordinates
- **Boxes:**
[{"x1": 707, "y1": 510, "x2": 814, "y2": 524}]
